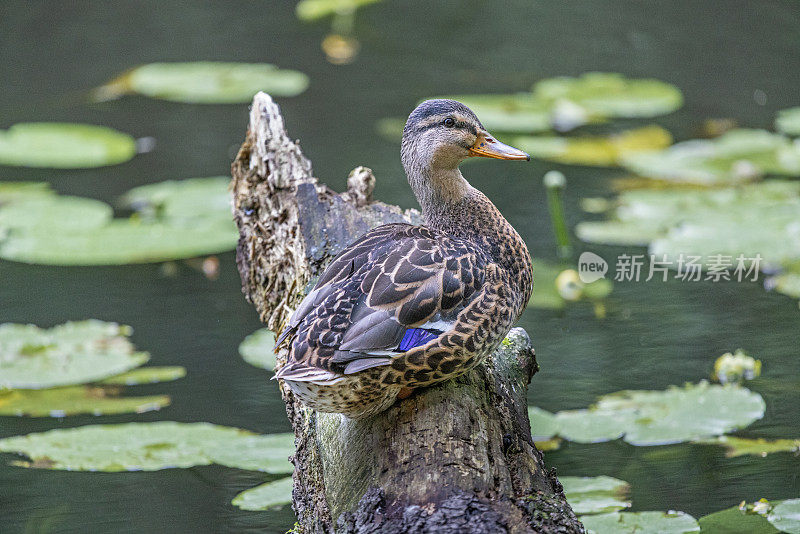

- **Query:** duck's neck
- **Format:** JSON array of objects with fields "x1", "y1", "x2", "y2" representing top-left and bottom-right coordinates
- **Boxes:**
[{"x1": 406, "y1": 163, "x2": 532, "y2": 290}]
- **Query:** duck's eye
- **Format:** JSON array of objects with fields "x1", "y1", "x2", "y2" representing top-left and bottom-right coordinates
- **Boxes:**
[{"x1": 443, "y1": 118, "x2": 456, "y2": 128}]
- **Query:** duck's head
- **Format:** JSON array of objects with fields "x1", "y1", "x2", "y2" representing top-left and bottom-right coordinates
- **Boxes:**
[{"x1": 401, "y1": 99, "x2": 529, "y2": 173}]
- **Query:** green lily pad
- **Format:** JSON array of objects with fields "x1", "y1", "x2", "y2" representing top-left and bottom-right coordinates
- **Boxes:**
[
  {"x1": 776, "y1": 107, "x2": 800, "y2": 137},
  {"x1": 0, "y1": 123, "x2": 136, "y2": 168},
  {"x1": 576, "y1": 181, "x2": 800, "y2": 282},
  {"x1": 0, "y1": 182, "x2": 54, "y2": 202},
  {"x1": 444, "y1": 94, "x2": 554, "y2": 133},
  {"x1": 239, "y1": 329, "x2": 277, "y2": 371},
  {"x1": 118, "y1": 176, "x2": 232, "y2": 222},
  {"x1": 532, "y1": 72, "x2": 683, "y2": 120},
  {"x1": 582, "y1": 511, "x2": 700, "y2": 533},
  {"x1": 554, "y1": 409, "x2": 629, "y2": 444},
  {"x1": 0, "y1": 320, "x2": 149, "y2": 390},
  {"x1": 0, "y1": 196, "x2": 112, "y2": 232},
  {"x1": 0, "y1": 178, "x2": 238, "y2": 265},
  {"x1": 98, "y1": 366, "x2": 186, "y2": 385},
  {"x1": 514, "y1": 126, "x2": 672, "y2": 167},
  {"x1": 205, "y1": 433, "x2": 294, "y2": 474},
  {"x1": 530, "y1": 262, "x2": 613, "y2": 310},
  {"x1": 232, "y1": 477, "x2": 293, "y2": 511},
  {"x1": 96, "y1": 63, "x2": 308, "y2": 103},
  {"x1": 554, "y1": 382, "x2": 765, "y2": 446},
  {"x1": 694, "y1": 436, "x2": 800, "y2": 458},
  {"x1": 296, "y1": 0, "x2": 382, "y2": 20},
  {"x1": 0, "y1": 422, "x2": 294, "y2": 473},
  {"x1": 769, "y1": 499, "x2": 800, "y2": 534},
  {"x1": 528, "y1": 406, "x2": 560, "y2": 440},
  {"x1": 699, "y1": 503, "x2": 780, "y2": 534},
  {"x1": 621, "y1": 129, "x2": 800, "y2": 185},
  {"x1": 561, "y1": 476, "x2": 631, "y2": 515},
  {"x1": 0, "y1": 386, "x2": 169, "y2": 417}
]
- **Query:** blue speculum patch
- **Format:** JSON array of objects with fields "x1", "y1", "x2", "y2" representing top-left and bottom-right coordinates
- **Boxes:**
[{"x1": 397, "y1": 328, "x2": 439, "y2": 351}]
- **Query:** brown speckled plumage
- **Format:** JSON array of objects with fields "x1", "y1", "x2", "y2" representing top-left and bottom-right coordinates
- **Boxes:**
[{"x1": 275, "y1": 100, "x2": 533, "y2": 419}]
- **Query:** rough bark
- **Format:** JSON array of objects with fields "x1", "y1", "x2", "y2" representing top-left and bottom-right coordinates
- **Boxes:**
[{"x1": 230, "y1": 92, "x2": 584, "y2": 534}]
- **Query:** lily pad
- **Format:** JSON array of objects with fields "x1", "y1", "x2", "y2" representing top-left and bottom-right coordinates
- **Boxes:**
[
  {"x1": 528, "y1": 406, "x2": 559, "y2": 440},
  {"x1": 0, "y1": 123, "x2": 136, "y2": 168},
  {"x1": 443, "y1": 94, "x2": 554, "y2": 133},
  {"x1": 296, "y1": 0, "x2": 383, "y2": 21},
  {"x1": 769, "y1": 499, "x2": 800, "y2": 534},
  {"x1": 205, "y1": 433, "x2": 295, "y2": 474},
  {"x1": 96, "y1": 63, "x2": 309, "y2": 103},
  {"x1": 0, "y1": 195, "x2": 112, "y2": 232},
  {"x1": 514, "y1": 126, "x2": 672, "y2": 167},
  {"x1": 532, "y1": 72, "x2": 683, "y2": 120},
  {"x1": 0, "y1": 178, "x2": 238, "y2": 265},
  {"x1": 620, "y1": 129, "x2": 800, "y2": 185},
  {"x1": 530, "y1": 262, "x2": 613, "y2": 310},
  {"x1": 0, "y1": 182, "x2": 54, "y2": 201},
  {"x1": 98, "y1": 366, "x2": 186, "y2": 385},
  {"x1": 0, "y1": 386, "x2": 169, "y2": 417},
  {"x1": 576, "y1": 181, "x2": 800, "y2": 280},
  {"x1": 699, "y1": 503, "x2": 780, "y2": 534},
  {"x1": 776, "y1": 107, "x2": 800, "y2": 137},
  {"x1": 554, "y1": 382, "x2": 765, "y2": 446},
  {"x1": 694, "y1": 436, "x2": 800, "y2": 458},
  {"x1": 0, "y1": 422, "x2": 294, "y2": 473},
  {"x1": 118, "y1": 176, "x2": 232, "y2": 222},
  {"x1": 581, "y1": 511, "x2": 700, "y2": 533},
  {"x1": 232, "y1": 477, "x2": 293, "y2": 511},
  {"x1": 239, "y1": 329, "x2": 277, "y2": 371},
  {"x1": 0, "y1": 320, "x2": 149, "y2": 390},
  {"x1": 560, "y1": 476, "x2": 631, "y2": 515}
]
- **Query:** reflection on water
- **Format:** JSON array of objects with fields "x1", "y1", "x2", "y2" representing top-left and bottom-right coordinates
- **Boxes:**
[{"x1": 1, "y1": 1, "x2": 799, "y2": 532}]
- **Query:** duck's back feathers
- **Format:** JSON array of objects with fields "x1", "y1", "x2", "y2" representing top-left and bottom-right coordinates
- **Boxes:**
[{"x1": 274, "y1": 223, "x2": 488, "y2": 382}]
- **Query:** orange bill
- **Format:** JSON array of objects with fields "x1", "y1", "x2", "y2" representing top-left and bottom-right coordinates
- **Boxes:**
[{"x1": 468, "y1": 132, "x2": 530, "y2": 161}]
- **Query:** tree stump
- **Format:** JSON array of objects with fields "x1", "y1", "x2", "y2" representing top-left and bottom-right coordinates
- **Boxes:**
[{"x1": 230, "y1": 92, "x2": 583, "y2": 534}]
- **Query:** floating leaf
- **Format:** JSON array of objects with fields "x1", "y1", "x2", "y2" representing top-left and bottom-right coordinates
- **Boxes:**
[
  {"x1": 530, "y1": 262, "x2": 612, "y2": 310},
  {"x1": 0, "y1": 182, "x2": 54, "y2": 202},
  {"x1": 232, "y1": 477, "x2": 293, "y2": 511},
  {"x1": 296, "y1": 0, "x2": 383, "y2": 21},
  {"x1": 694, "y1": 436, "x2": 800, "y2": 458},
  {"x1": 561, "y1": 476, "x2": 631, "y2": 515},
  {"x1": 621, "y1": 129, "x2": 800, "y2": 185},
  {"x1": 712, "y1": 350, "x2": 761, "y2": 384},
  {"x1": 239, "y1": 329, "x2": 277, "y2": 371},
  {"x1": 554, "y1": 382, "x2": 764, "y2": 446},
  {"x1": 532, "y1": 72, "x2": 683, "y2": 120},
  {"x1": 444, "y1": 94, "x2": 554, "y2": 133},
  {"x1": 776, "y1": 107, "x2": 800, "y2": 137},
  {"x1": 0, "y1": 178, "x2": 238, "y2": 265},
  {"x1": 0, "y1": 123, "x2": 136, "y2": 168},
  {"x1": 0, "y1": 196, "x2": 112, "y2": 232},
  {"x1": 0, "y1": 386, "x2": 169, "y2": 417},
  {"x1": 528, "y1": 406, "x2": 559, "y2": 440},
  {"x1": 768, "y1": 499, "x2": 800, "y2": 534},
  {"x1": 96, "y1": 63, "x2": 308, "y2": 103},
  {"x1": 0, "y1": 320, "x2": 148, "y2": 390},
  {"x1": 0, "y1": 422, "x2": 294, "y2": 473},
  {"x1": 698, "y1": 503, "x2": 780, "y2": 534},
  {"x1": 118, "y1": 177, "x2": 232, "y2": 222},
  {"x1": 554, "y1": 409, "x2": 628, "y2": 444},
  {"x1": 514, "y1": 126, "x2": 672, "y2": 167},
  {"x1": 205, "y1": 433, "x2": 294, "y2": 474},
  {"x1": 576, "y1": 181, "x2": 800, "y2": 277},
  {"x1": 98, "y1": 366, "x2": 186, "y2": 385},
  {"x1": 581, "y1": 511, "x2": 700, "y2": 533}
]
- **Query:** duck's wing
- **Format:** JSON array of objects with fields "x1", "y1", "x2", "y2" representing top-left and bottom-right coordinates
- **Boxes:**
[{"x1": 274, "y1": 223, "x2": 487, "y2": 382}]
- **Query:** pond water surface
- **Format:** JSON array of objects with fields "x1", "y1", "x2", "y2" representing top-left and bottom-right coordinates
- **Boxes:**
[{"x1": 1, "y1": 2, "x2": 798, "y2": 532}]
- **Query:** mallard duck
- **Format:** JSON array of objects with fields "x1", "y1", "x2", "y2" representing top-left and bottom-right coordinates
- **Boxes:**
[{"x1": 274, "y1": 99, "x2": 533, "y2": 419}]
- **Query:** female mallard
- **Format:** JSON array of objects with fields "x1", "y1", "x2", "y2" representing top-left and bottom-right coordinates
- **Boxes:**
[{"x1": 275, "y1": 99, "x2": 533, "y2": 419}]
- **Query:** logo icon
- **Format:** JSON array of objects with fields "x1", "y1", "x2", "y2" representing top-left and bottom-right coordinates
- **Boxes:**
[{"x1": 578, "y1": 251, "x2": 608, "y2": 283}]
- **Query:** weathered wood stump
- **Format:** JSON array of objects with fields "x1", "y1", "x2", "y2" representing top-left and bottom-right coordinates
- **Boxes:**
[{"x1": 230, "y1": 92, "x2": 583, "y2": 534}]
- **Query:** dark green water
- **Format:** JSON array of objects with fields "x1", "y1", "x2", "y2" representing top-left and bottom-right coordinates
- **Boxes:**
[{"x1": 1, "y1": 1, "x2": 799, "y2": 532}]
